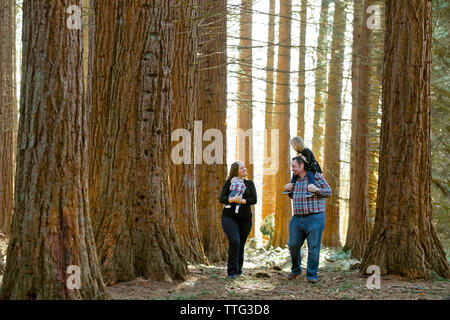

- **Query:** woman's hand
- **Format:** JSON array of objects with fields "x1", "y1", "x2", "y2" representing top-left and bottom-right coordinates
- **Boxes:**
[
  {"x1": 236, "y1": 195, "x2": 245, "y2": 204},
  {"x1": 229, "y1": 195, "x2": 245, "y2": 204}
]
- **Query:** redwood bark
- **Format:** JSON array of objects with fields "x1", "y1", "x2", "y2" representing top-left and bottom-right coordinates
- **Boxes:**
[
  {"x1": 88, "y1": 0, "x2": 187, "y2": 285},
  {"x1": 0, "y1": 0, "x2": 108, "y2": 299},
  {"x1": 361, "y1": 0, "x2": 450, "y2": 279},
  {"x1": 322, "y1": 0, "x2": 346, "y2": 248},
  {"x1": 195, "y1": 0, "x2": 228, "y2": 263},
  {"x1": 297, "y1": 0, "x2": 307, "y2": 139},
  {"x1": 312, "y1": 0, "x2": 330, "y2": 165},
  {"x1": 236, "y1": 0, "x2": 253, "y2": 180},
  {"x1": 170, "y1": 0, "x2": 208, "y2": 265},
  {"x1": 368, "y1": 15, "x2": 384, "y2": 227},
  {"x1": 261, "y1": 0, "x2": 276, "y2": 235},
  {"x1": 344, "y1": 0, "x2": 373, "y2": 258},
  {"x1": 0, "y1": 0, "x2": 17, "y2": 236},
  {"x1": 272, "y1": 0, "x2": 292, "y2": 248}
]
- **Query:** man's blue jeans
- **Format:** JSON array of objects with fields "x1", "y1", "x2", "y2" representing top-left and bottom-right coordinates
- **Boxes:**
[{"x1": 288, "y1": 213, "x2": 325, "y2": 281}]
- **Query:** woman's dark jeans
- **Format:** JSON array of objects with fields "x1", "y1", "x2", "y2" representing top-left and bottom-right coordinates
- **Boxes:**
[{"x1": 221, "y1": 215, "x2": 252, "y2": 277}]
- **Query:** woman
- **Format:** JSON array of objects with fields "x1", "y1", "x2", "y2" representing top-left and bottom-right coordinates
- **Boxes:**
[{"x1": 219, "y1": 161, "x2": 257, "y2": 279}]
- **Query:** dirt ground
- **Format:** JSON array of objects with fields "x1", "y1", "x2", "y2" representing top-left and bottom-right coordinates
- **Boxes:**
[
  {"x1": 1, "y1": 233, "x2": 449, "y2": 300},
  {"x1": 107, "y1": 246, "x2": 450, "y2": 300}
]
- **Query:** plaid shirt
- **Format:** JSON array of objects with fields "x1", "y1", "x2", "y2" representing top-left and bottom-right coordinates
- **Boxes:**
[
  {"x1": 230, "y1": 179, "x2": 246, "y2": 194},
  {"x1": 291, "y1": 173, "x2": 332, "y2": 215}
]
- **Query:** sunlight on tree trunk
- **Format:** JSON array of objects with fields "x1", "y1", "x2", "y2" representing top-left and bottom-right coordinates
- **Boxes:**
[
  {"x1": 312, "y1": 0, "x2": 330, "y2": 165},
  {"x1": 272, "y1": 0, "x2": 292, "y2": 248},
  {"x1": 261, "y1": 0, "x2": 276, "y2": 241},
  {"x1": 297, "y1": 0, "x2": 307, "y2": 139},
  {"x1": 322, "y1": 0, "x2": 347, "y2": 248}
]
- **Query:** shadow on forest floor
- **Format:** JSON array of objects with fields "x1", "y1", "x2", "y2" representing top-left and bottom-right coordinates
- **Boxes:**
[
  {"x1": 107, "y1": 246, "x2": 450, "y2": 300},
  {"x1": 1, "y1": 233, "x2": 448, "y2": 300}
]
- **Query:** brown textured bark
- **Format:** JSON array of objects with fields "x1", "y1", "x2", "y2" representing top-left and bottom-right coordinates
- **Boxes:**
[
  {"x1": 272, "y1": 0, "x2": 292, "y2": 248},
  {"x1": 312, "y1": 0, "x2": 330, "y2": 165},
  {"x1": 361, "y1": 0, "x2": 450, "y2": 279},
  {"x1": 261, "y1": 0, "x2": 276, "y2": 234},
  {"x1": 322, "y1": 0, "x2": 346, "y2": 248},
  {"x1": 236, "y1": 0, "x2": 253, "y2": 180},
  {"x1": 170, "y1": 0, "x2": 208, "y2": 265},
  {"x1": 195, "y1": 0, "x2": 228, "y2": 263},
  {"x1": 344, "y1": 0, "x2": 372, "y2": 258},
  {"x1": 297, "y1": 0, "x2": 307, "y2": 139},
  {"x1": 88, "y1": 0, "x2": 187, "y2": 285},
  {"x1": 367, "y1": 4, "x2": 384, "y2": 228},
  {"x1": 0, "y1": 0, "x2": 17, "y2": 236},
  {"x1": 348, "y1": 0, "x2": 363, "y2": 216},
  {"x1": 0, "y1": 0, "x2": 108, "y2": 299},
  {"x1": 236, "y1": 0, "x2": 254, "y2": 238},
  {"x1": 82, "y1": 0, "x2": 89, "y2": 97}
]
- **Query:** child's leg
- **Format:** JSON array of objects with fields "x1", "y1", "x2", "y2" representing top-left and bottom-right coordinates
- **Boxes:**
[
  {"x1": 290, "y1": 173, "x2": 297, "y2": 184},
  {"x1": 306, "y1": 171, "x2": 317, "y2": 186},
  {"x1": 235, "y1": 192, "x2": 243, "y2": 213}
]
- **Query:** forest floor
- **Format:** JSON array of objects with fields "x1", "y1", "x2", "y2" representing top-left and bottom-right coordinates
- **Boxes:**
[
  {"x1": 1, "y1": 234, "x2": 449, "y2": 300},
  {"x1": 107, "y1": 245, "x2": 450, "y2": 300}
]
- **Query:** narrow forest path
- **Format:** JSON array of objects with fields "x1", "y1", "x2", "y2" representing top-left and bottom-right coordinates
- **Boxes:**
[{"x1": 108, "y1": 246, "x2": 450, "y2": 300}]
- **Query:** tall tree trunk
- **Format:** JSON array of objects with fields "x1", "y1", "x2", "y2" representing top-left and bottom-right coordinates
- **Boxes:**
[
  {"x1": 312, "y1": 0, "x2": 330, "y2": 165},
  {"x1": 272, "y1": 0, "x2": 292, "y2": 248},
  {"x1": 297, "y1": 0, "x2": 307, "y2": 139},
  {"x1": 0, "y1": 0, "x2": 108, "y2": 299},
  {"x1": 236, "y1": 0, "x2": 254, "y2": 238},
  {"x1": 344, "y1": 0, "x2": 372, "y2": 258},
  {"x1": 82, "y1": 0, "x2": 89, "y2": 98},
  {"x1": 361, "y1": 0, "x2": 450, "y2": 279},
  {"x1": 195, "y1": 0, "x2": 228, "y2": 263},
  {"x1": 0, "y1": 0, "x2": 17, "y2": 236},
  {"x1": 236, "y1": 0, "x2": 253, "y2": 179},
  {"x1": 170, "y1": 0, "x2": 208, "y2": 265},
  {"x1": 88, "y1": 0, "x2": 187, "y2": 285},
  {"x1": 368, "y1": 10, "x2": 384, "y2": 228},
  {"x1": 347, "y1": 0, "x2": 363, "y2": 236},
  {"x1": 261, "y1": 0, "x2": 276, "y2": 239},
  {"x1": 322, "y1": 0, "x2": 347, "y2": 248}
]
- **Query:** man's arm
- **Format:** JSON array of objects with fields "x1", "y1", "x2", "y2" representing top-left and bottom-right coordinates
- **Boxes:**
[{"x1": 313, "y1": 174, "x2": 332, "y2": 198}]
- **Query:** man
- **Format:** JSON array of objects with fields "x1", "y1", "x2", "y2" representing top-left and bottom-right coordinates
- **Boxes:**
[{"x1": 285, "y1": 155, "x2": 332, "y2": 283}]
